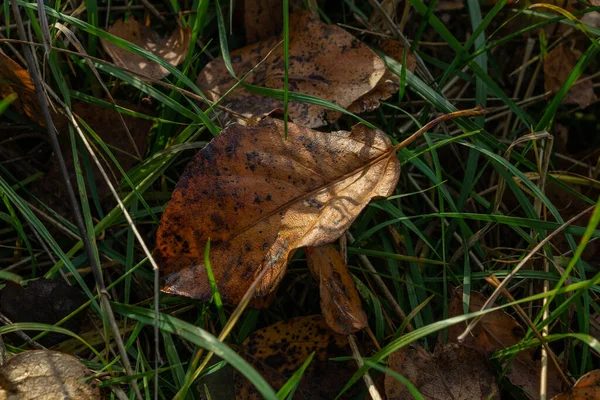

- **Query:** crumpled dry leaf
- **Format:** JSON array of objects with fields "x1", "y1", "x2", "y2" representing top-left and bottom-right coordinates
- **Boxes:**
[
  {"x1": 581, "y1": 11, "x2": 600, "y2": 27},
  {"x1": 197, "y1": 10, "x2": 398, "y2": 128},
  {"x1": 306, "y1": 245, "x2": 368, "y2": 334},
  {"x1": 553, "y1": 369, "x2": 600, "y2": 400},
  {"x1": 345, "y1": 38, "x2": 415, "y2": 115},
  {"x1": 544, "y1": 44, "x2": 597, "y2": 109},
  {"x1": 385, "y1": 343, "x2": 500, "y2": 399},
  {"x1": 234, "y1": 315, "x2": 360, "y2": 399},
  {"x1": 446, "y1": 288, "x2": 563, "y2": 398},
  {"x1": 101, "y1": 17, "x2": 191, "y2": 80},
  {"x1": 155, "y1": 117, "x2": 400, "y2": 303},
  {"x1": 0, "y1": 49, "x2": 45, "y2": 126},
  {"x1": 0, "y1": 350, "x2": 100, "y2": 400}
]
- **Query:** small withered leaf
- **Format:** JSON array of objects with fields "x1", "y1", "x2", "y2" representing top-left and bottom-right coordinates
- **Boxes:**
[
  {"x1": 155, "y1": 118, "x2": 400, "y2": 303},
  {"x1": 234, "y1": 315, "x2": 360, "y2": 399},
  {"x1": 446, "y1": 288, "x2": 563, "y2": 398},
  {"x1": 307, "y1": 245, "x2": 368, "y2": 334},
  {"x1": 543, "y1": 44, "x2": 597, "y2": 109},
  {"x1": 0, "y1": 49, "x2": 45, "y2": 127},
  {"x1": 552, "y1": 370, "x2": 600, "y2": 400},
  {"x1": 385, "y1": 343, "x2": 500, "y2": 400},
  {"x1": 101, "y1": 17, "x2": 191, "y2": 80}
]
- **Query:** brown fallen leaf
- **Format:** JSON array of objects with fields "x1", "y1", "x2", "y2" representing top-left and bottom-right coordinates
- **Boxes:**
[
  {"x1": 0, "y1": 49, "x2": 45, "y2": 126},
  {"x1": 553, "y1": 370, "x2": 600, "y2": 400},
  {"x1": 0, "y1": 278, "x2": 87, "y2": 347},
  {"x1": 100, "y1": 17, "x2": 191, "y2": 80},
  {"x1": 155, "y1": 118, "x2": 400, "y2": 303},
  {"x1": 446, "y1": 288, "x2": 563, "y2": 398},
  {"x1": 385, "y1": 343, "x2": 500, "y2": 399},
  {"x1": 544, "y1": 44, "x2": 597, "y2": 109},
  {"x1": 243, "y1": 0, "x2": 283, "y2": 43},
  {"x1": 306, "y1": 245, "x2": 368, "y2": 334},
  {"x1": 0, "y1": 350, "x2": 100, "y2": 399},
  {"x1": 197, "y1": 10, "x2": 397, "y2": 128},
  {"x1": 234, "y1": 315, "x2": 360, "y2": 399},
  {"x1": 345, "y1": 38, "x2": 415, "y2": 115}
]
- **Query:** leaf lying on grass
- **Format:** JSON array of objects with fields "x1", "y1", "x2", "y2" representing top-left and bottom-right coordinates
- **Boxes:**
[
  {"x1": 234, "y1": 315, "x2": 361, "y2": 399},
  {"x1": 445, "y1": 288, "x2": 563, "y2": 398},
  {"x1": 100, "y1": 17, "x2": 191, "y2": 80},
  {"x1": 0, "y1": 350, "x2": 100, "y2": 399},
  {"x1": 307, "y1": 245, "x2": 368, "y2": 334},
  {"x1": 543, "y1": 44, "x2": 597, "y2": 109},
  {"x1": 385, "y1": 343, "x2": 500, "y2": 399},
  {"x1": 243, "y1": 0, "x2": 284, "y2": 43},
  {"x1": 155, "y1": 117, "x2": 400, "y2": 303},
  {"x1": 197, "y1": 10, "x2": 400, "y2": 127},
  {"x1": 0, "y1": 49, "x2": 45, "y2": 126},
  {"x1": 0, "y1": 278, "x2": 86, "y2": 347},
  {"x1": 553, "y1": 369, "x2": 600, "y2": 400}
]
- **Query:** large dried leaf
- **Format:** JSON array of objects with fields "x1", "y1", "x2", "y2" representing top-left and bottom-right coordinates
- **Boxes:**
[
  {"x1": 0, "y1": 350, "x2": 100, "y2": 400},
  {"x1": 544, "y1": 44, "x2": 597, "y2": 109},
  {"x1": 306, "y1": 245, "x2": 368, "y2": 334},
  {"x1": 197, "y1": 10, "x2": 394, "y2": 128},
  {"x1": 234, "y1": 315, "x2": 360, "y2": 399},
  {"x1": 446, "y1": 288, "x2": 563, "y2": 398},
  {"x1": 155, "y1": 118, "x2": 400, "y2": 303},
  {"x1": 100, "y1": 17, "x2": 191, "y2": 80},
  {"x1": 385, "y1": 343, "x2": 500, "y2": 400},
  {"x1": 553, "y1": 370, "x2": 600, "y2": 400},
  {"x1": 0, "y1": 50, "x2": 44, "y2": 126}
]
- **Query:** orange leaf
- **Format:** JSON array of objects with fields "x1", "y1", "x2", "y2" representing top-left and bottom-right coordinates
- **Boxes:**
[
  {"x1": 306, "y1": 245, "x2": 368, "y2": 334},
  {"x1": 385, "y1": 343, "x2": 500, "y2": 399},
  {"x1": 100, "y1": 17, "x2": 191, "y2": 80},
  {"x1": 196, "y1": 10, "x2": 399, "y2": 128},
  {"x1": 553, "y1": 370, "x2": 600, "y2": 400},
  {"x1": 234, "y1": 315, "x2": 361, "y2": 399},
  {"x1": 0, "y1": 50, "x2": 45, "y2": 126},
  {"x1": 155, "y1": 118, "x2": 400, "y2": 303}
]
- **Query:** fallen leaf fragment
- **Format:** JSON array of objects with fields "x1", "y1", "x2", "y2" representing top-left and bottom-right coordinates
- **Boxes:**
[
  {"x1": 197, "y1": 10, "x2": 396, "y2": 128},
  {"x1": 345, "y1": 38, "x2": 415, "y2": 115},
  {"x1": 0, "y1": 278, "x2": 87, "y2": 347},
  {"x1": 544, "y1": 44, "x2": 597, "y2": 109},
  {"x1": 234, "y1": 315, "x2": 360, "y2": 399},
  {"x1": 243, "y1": 0, "x2": 283, "y2": 43},
  {"x1": 385, "y1": 343, "x2": 500, "y2": 399},
  {"x1": 155, "y1": 117, "x2": 400, "y2": 303},
  {"x1": 306, "y1": 245, "x2": 368, "y2": 334},
  {"x1": 553, "y1": 370, "x2": 600, "y2": 400},
  {"x1": 446, "y1": 288, "x2": 563, "y2": 398},
  {"x1": 101, "y1": 17, "x2": 191, "y2": 80},
  {"x1": 0, "y1": 50, "x2": 45, "y2": 126},
  {"x1": 0, "y1": 350, "x2": 100, "y2": 400}
]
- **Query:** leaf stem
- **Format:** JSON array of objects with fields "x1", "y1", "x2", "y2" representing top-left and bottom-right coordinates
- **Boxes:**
[{"x1": 394, "y1": 106, "x2": 487, "y2": 151}]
